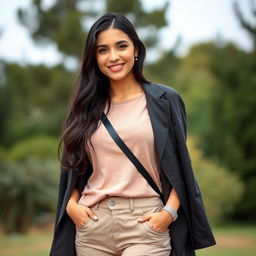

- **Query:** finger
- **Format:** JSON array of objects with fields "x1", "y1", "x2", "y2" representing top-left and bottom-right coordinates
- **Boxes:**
[
  {"x1": 137, "y1": 215, "x2": 151, "y2": 222},
  {"x1": 86, "y1": 208, "x2": 98, "y2": 221}
]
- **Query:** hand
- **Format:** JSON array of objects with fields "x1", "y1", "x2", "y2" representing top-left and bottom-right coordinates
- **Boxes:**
[
  {"x1": 66, "y1": 201, "x2": 98, "y2": 228},
  {"x1": 137, "y1": 210, "x2": 173, "y2": 232}
]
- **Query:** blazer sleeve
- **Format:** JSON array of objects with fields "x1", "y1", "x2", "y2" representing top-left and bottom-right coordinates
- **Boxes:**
[{"x1": 53, "y1": 166, "x2": 68, "y2": 231}]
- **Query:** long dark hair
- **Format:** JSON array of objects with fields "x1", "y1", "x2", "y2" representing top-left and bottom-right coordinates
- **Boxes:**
[{"x1": 59, "y1": 13, "x2": 149, "y2": 173}]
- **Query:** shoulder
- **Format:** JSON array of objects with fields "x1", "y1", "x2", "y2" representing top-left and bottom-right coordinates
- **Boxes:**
[
  {"x1": 148, "y1": 82, "x2": 184, "y2": 103},
  {"x1": 152, "y1": 82, "x2": 177, "y2": 93},
  {"x1": 151, "y1": 82, "x2": 187, "y2": 118}
]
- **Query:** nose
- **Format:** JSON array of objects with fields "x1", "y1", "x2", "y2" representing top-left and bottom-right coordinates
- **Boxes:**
[{"x1": 109, "y1": 49, "x2": 119, "y2": 62}]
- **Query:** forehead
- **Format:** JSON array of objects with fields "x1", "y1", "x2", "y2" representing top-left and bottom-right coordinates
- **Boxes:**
[{"x1": 96, "y1": 28, "x2": 132, "y2": 45}]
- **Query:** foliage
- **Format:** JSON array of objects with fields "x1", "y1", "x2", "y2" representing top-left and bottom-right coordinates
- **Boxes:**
[
  {"x1": 176, "y1": 40, "x2": 256, "y2": 220},
  {"x1": 233, "y1": 0, "x2": 256, "y2": 50},
  {"x1": 187, "y1": 136, "x2": 243, "y2": 223},
  {"x1": 144, "y1": 49, "x2": 180, "y2": 85},
  {"x1": 0, "y1": 157, "x2": 59, "y2": 233},
  {"x1": 0, "y1": 63, "x2": 73, "y2": 146},
  {"x1": 173, "y1": 42, "x2": 219, "y2": 134},
  {"x1": 0, "y1": 136, "x2": 59, "y2": 233},
  {"x1": 106, "y1": 0, "x2": 169, "y2": 49},
  {"x1": 17, "y1": 0, "x2": 86, "y2": 58},
  {"x1": 199, "y1": 43, "x2": 256, "y2": 219},
  {"x1": 5, "y1": 135, "x2": 58, "y2": 161},
  {"x1": 17, "y1": 0, "x2": 169, "y2": 59}
]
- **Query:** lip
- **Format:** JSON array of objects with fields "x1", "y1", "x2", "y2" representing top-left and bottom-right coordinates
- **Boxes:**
[{"x1": 107, "y1": 63, "x2": 125, "y2": 72}]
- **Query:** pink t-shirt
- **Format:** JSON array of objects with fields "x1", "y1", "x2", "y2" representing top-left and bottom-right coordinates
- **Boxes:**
[{"x1": 78, "y1": 92, "x2": 162, "y2": 207}]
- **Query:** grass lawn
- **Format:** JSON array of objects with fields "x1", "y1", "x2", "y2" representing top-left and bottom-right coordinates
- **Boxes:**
[
  {"x1": 0, "y1": 223, "x2": 255, "y2": 256},
  {"x1": 0, "y1": 231, "x2": 52, "y2": 256},
  {"x1": 198, "y1": 223, "x2": 256, "y2": 256}
]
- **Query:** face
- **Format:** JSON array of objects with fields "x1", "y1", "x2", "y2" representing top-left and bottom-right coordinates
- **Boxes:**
[{"x1": 95, "y1": 28, "x2": 138, "y2": 83}]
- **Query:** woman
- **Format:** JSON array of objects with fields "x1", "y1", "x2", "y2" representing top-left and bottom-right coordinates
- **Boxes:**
[{"x1": 50, "y1": 13, "x2": 216, "y2": 256}]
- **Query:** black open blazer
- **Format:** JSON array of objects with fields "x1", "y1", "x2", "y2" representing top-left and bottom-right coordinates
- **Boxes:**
[{"x1": 49, "y1": 82, "x2": 216, "y2": 256}]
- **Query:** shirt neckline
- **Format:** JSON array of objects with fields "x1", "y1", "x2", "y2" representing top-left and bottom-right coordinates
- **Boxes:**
[{"x1": 111, "y1": 92, "x2": 145, "y2": 104}]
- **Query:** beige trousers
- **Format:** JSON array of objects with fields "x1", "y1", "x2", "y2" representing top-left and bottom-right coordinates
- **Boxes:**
[{"x1": 75, "y1": 196, "x2": 171, "y2": 256}]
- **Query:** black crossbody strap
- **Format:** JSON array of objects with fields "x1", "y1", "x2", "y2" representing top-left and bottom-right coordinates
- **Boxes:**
[{"x1": 101, "y1": 113, "x2": 163, "y2": 200}]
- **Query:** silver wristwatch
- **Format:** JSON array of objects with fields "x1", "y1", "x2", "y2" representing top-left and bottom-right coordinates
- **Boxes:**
[{"x1": 162, "y1": 205, "x2": 178, "y2": 221}]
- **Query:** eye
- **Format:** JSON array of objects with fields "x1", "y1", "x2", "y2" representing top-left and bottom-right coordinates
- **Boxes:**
[
  {"x1": 97, "y1": 48, "x2": 107, "y2": 54},
  {"x1": 118, "y1": 44, "x2": 128, "y2": 50}
]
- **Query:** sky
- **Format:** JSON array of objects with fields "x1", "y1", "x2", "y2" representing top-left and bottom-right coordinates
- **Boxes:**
[{"x1": 0, "y1": 0, "x2": 254, "y2": 66}]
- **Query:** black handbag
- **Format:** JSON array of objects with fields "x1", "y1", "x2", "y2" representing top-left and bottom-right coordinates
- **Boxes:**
[{"x1": 101, "y1": 112, "x2": 164, "y2": 201}]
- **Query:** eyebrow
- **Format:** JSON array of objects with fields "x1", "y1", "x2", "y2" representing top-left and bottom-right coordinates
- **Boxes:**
[{"x1": 96, "y1": 40, "x2": 129, "y2": 48}]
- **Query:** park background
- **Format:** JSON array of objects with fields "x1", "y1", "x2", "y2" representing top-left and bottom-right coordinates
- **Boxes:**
[{"x1": 0, "y1": 0, "x2": 255, "y2": 255}]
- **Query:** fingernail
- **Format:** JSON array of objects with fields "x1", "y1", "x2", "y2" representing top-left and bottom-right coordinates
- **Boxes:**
[
  {"x1": 137, "y1": 218, "x2": 142, "y2": 222},
  {"x1": 93, "y1": 216, "x2": 98, "y2": 220}
]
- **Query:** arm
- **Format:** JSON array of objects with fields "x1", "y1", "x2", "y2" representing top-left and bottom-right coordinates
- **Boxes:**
[
  {"x1": 165, "y1": 187, "x2": 180, "y2": 213},
  {"x1": 67, "y1": 188, "x2": 80, "y2": 206}
]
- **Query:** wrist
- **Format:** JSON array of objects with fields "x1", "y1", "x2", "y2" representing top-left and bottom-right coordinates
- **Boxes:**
[
  {"x1": 66, "y1": 200, "x2": 78, "y2": 213},
  {"x1": 161, "y1": 209, "x2": 173, "y2": 224},
  {"x1": 162, "y1": 205, "x2": 178, "y2": 222}
]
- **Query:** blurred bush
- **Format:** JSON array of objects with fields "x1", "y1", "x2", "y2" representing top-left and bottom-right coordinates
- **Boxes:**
[
  {"x1": 187, "y1": 136, "x2": 244, "y2": 223},
  {"x1": 5, "y1": 135, "x2": 58, "y2": 161},
  {"x1": 0, "y1": 136, "x2": 59, "y2": 233}
]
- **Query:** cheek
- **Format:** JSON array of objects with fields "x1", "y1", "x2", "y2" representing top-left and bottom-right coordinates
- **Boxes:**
[
  {"x1": 126, "y1": 51, "x2": 136, "y2": 65},
  {"x1": 127, "y1": 55, "x2": 135, "y2": 68},
  {"x1": 96, "y1": 56, "x2": 106, "y2": 71}
]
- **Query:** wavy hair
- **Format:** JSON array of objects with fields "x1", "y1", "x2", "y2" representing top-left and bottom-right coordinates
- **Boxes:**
[{"x1": 59, "y1": 13, "x2": 149, "y2": 173}]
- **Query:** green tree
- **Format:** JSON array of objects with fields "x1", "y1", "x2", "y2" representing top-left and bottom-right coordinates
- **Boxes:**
[
  {"x1": 188, "y1": 136, "x2": 243, "y2": 223},
  {"x1": 0, "y1": 63, "x2": 73, "y2": 146},
  {"x1": 175, "y1": 1, "x2": 256, "y2": 220},
  {"x1": 144, "y1": 46, "x2": 181, "y2": 86},
  {"x1": 201, "y1": 43, "x2": 256, "y2": 219},
  {"x1": 17, "y1": 0, "x2": 169, "y2": 60},
  {"x1": 172, "y1": 42, "x2": 219, "y2": 134},
  {"x1": 105, "y1": 0, "x2": 169, "y2": 50},
  {"x1": 234, "y1": 0, "x2": 256, "y2": 51},
  {"x1": 197, "y1": 0, "x2": 256, "y2": 219}
]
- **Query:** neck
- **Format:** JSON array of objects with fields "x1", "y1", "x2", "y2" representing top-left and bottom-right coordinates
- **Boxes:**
[{"x1": 109, "y1": 74, "x2": 143, "y2": 100}]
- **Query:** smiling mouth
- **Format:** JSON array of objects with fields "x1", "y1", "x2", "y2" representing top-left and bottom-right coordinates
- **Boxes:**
[{"x1": 108, "y1": 63, "x2": 124, "y2": 72}]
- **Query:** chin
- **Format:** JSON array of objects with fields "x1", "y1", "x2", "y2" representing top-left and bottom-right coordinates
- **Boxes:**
[{"x1": 105, "y1": 72, "x2": 129, "y2": 81}]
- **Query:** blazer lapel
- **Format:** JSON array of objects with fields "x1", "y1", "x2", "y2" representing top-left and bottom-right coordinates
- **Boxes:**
[{"x1": 142, "y1": 82, "x2": 171, "y2": 162}]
